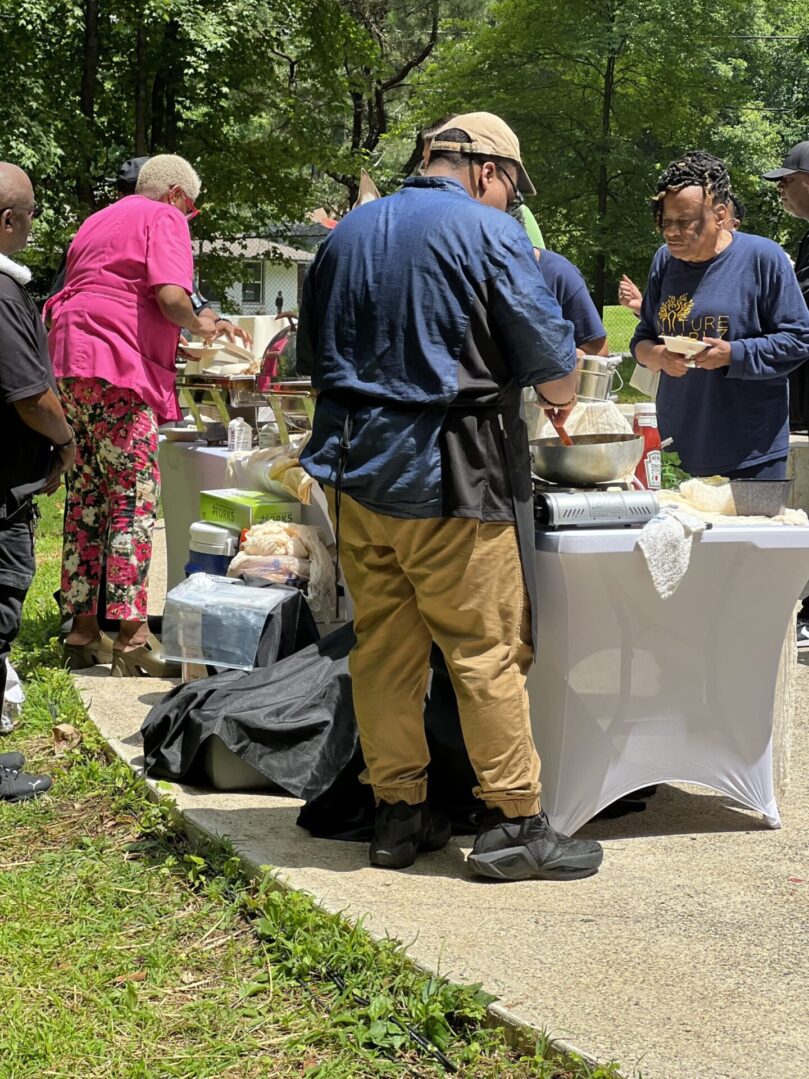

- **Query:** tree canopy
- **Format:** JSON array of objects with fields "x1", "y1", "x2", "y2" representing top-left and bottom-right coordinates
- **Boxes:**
[
  {"x1": 1, "y1": 0, "x2": 807, "y2": 305},
  {"x1": 407, "y1": 0, "x2": 809, "y2": 308}
]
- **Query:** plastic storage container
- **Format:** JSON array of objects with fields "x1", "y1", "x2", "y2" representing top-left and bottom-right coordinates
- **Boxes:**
[
  {"x1": 202, "y1": 734, "x2": 277, "y2": 792},
  {"x1": 184, "y1": 520, "x2": 241, "y2": 577},
  {"x1": 162, "y1": 574, "x2": 291, "y2": 670}
]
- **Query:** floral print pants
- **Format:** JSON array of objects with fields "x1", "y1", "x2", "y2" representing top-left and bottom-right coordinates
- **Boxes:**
[{"x1": 59, "y1": 378, "x2": 159, "y2": 621}]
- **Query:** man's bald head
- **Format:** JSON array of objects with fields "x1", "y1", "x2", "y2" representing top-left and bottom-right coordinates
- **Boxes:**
[
  {"x1": 0, "y1": 163, "x2": 33, "y2": 206},
  {"x1": 0, "y1": 162, "x2": 36, "y2": 256}
]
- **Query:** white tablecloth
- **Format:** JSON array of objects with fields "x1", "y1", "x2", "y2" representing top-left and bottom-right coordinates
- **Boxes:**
[
  {"x1": 158, "y1": 444, "x2": 809, "y2": 834},
  {"x1": 528, "y1": 524, "x2": 809, "y2": 834}
]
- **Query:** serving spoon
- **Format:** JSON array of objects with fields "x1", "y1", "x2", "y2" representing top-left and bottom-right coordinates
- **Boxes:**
[{"x1": 549, "y1": 415, "x2": 574, "y2": 447}]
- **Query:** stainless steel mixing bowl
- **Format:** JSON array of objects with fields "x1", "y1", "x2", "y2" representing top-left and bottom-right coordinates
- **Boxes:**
[{"x1": 529, "y1": 432, "x2": 644, "y2": 485}]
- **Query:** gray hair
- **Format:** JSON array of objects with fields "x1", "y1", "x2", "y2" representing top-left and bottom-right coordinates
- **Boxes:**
[{"x1": 135, "y1": 154, "x2": 201, "y2": 201}]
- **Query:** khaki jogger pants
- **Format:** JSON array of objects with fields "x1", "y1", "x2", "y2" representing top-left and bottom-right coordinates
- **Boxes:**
[{"x1": 328, "y1": 491, "x2": 541, "y2": 818}]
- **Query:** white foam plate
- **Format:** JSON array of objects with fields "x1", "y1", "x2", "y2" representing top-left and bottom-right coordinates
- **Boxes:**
[
  {"x1": 179, "y1": 342, "x2": 225, "y2": 353},
  {"x1": 661, "y1": 335, "x2": 709, "y2": 357},
  {"x1": 218, "y1": 341, "x2": 255, "y2": 362},
  {"x1": 163, "y1": 427, "x2": 203, "y2": 442}
]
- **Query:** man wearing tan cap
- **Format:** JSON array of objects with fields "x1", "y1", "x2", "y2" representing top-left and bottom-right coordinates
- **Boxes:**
[
  {"x1": 763, "y1": 141, "x2": 809, "y2": 647},
  {"x1": 299, "y1": 111, "x2": 602, "y2": 881},
  {"x1": 762, "y1": 141, "x2": 809, "y2": 433}
]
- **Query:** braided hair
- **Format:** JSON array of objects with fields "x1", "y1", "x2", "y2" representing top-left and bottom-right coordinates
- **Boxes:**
[
  {"x1": 729, "y1": 192, "x2": 745, "y2": 225},
  {"x1": 651, "y1": 150, "x2": 732, "y2": 226}
]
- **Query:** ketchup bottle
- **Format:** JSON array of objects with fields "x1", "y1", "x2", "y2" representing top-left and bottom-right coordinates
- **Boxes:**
[{"x1": 633, "y1": 403, "x2": 662, "y2": 490}]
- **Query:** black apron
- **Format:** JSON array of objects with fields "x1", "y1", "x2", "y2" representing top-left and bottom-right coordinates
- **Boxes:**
[
  {"x1": 331, "y1": 388, "x2": 538, "y2": 658},
  {"x1": 497, "y1": 403, "x2": 539, "y2": 659}
]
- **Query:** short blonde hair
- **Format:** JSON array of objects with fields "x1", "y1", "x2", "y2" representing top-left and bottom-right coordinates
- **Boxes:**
[{"x1": 136, "y1": 154, "x2": 201, "y2": 201}]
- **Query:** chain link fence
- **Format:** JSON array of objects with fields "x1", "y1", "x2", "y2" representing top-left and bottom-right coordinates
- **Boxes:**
[
  {"x1": 602, "y1": 305, "x2": 640, "y2": 353},
  {"x1": 601, "y1": 305, "x2": 648, "y2": 403}
]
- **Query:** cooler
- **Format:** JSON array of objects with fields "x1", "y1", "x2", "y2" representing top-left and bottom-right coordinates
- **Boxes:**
[
  {"x1": 185, "y1": 520, "x2": 241, "y2": 577},
  {"x1": 162, "y1": 573, "x2": 291, "y2": 671}
]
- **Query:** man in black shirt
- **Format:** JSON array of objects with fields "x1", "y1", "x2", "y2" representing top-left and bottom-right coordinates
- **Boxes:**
[
  {"x1": 763, "y1": 141, "x2": 809, "y2": 432},
  {"x1": 763, "y1": 142, "x2": 809, "y2": 646},
  {"x1": 0, "y1": 162, "x2": 72, "y2": 801}
]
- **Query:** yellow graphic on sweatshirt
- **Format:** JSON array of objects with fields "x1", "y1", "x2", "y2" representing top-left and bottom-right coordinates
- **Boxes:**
[
  {"x1": 657, "y1": 293, "x2": 729, "y2": 339},
  {"x1": 658, "y1": 294, "x2": 693, "y2": 334}
]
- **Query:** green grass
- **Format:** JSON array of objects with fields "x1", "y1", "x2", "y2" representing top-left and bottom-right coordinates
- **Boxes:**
[
  {"x1": 0, "y1": 494, "x2": 629, "y2": 1079},
  {"x1": 601, "y1": 306, "x2": 648, "y2": 406}
]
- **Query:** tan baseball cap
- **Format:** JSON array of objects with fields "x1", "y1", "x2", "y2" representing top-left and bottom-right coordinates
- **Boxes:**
[{"x1": 429, "y1": 112, "x2": 536, "y2": 196}]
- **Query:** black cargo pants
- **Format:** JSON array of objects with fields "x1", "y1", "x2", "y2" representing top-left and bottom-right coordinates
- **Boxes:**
[{"x1": 0, "y1": 501, "x2": 36, "y2": 709}]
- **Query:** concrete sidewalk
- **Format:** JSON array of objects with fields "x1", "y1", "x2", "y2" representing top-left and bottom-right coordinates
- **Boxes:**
[{"x1": 73, "y1": 521, "x2": 809, "y2": 1079}]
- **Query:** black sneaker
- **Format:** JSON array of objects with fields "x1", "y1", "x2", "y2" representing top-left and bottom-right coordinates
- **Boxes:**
[
  {"x1": 0, "y1": 765, "x2": 53, "y2": 803},
  {"x1": 369, "y1": 800, "x2": 451, "y2": 869},
  {"x1": 0, "y1": 751, "x2": 25, "y2": 771},
  {"x1": 468, "y1": 809, "x2": 603, "y2": 881},
  {"x1": 797, "y1": 620, "x2": 809, "y2": 651}
]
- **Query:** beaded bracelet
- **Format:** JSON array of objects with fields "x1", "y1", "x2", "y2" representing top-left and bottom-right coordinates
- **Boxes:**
[{"x1": 536, "y1": 390, "x2": 577, "y2": 410}]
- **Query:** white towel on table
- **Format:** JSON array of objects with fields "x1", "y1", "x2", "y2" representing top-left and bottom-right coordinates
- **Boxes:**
[{"x1": 637, "y1": 505, "x2": 707, "y2": 599}]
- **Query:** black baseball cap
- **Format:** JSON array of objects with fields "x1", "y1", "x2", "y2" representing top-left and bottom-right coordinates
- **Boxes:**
[
  {"x1": 762, "y1": 141, "x2": 809, "y2": 181},
  {"x1": 115, "y1": 155, "x2": 150, "y2": 194}
]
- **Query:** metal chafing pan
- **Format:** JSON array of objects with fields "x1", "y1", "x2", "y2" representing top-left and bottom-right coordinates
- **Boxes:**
[
  {"x1": 261, "y1": 379, "x2": 315, "y2": 438},
  {"x1": 177, "y1": 373, "x2": 265, "y2": 407}
]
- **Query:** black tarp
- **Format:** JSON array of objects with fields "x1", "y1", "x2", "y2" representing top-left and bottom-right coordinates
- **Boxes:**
[
  {"x1": 142, "y1": 621, "x2": 355, "y2": 802},
  {"x1": 141, "y1": 624, "x2": 484, "y2": 839},
  {"x1": 140, "y1": 615, "x2": 652, "y2": 838}
]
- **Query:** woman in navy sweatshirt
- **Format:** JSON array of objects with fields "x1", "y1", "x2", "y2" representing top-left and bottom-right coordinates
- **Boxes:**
[{"x1": 631, "y1": 151, "x2": 809, "y2": 479}]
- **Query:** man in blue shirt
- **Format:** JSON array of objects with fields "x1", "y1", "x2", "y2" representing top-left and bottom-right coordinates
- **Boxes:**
[
  {"x1": 298, "y1": 113, "x2": 603, "y2": 881},
  {"x1": 631, "y1": 150, "x2": 809, "y2": 478},
  {"x1": 538, "y1": 249, "x2": 607, "y2": 353}
]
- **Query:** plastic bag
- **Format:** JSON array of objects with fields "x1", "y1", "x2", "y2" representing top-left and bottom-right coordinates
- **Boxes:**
[
  {"x1": 224, "y1": 442, "x2": 312, "y2": 503},
  {"x1": 531, "y1": 399, "x2": 633, "y2": 442},
  {"x1": 1, "y1": 659, "x2": 24, "y2": 733},
  {"x1": 239, "y1": 521, "x2": 336, "y2": 623},
  {"x1": 228, "y1": 553, "x2": 311, "y2": 587}
]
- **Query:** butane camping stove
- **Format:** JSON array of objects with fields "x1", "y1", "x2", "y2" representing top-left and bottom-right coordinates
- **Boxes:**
[{"x1": 533, "y1": 480, "x2": 660, "y2": 530}]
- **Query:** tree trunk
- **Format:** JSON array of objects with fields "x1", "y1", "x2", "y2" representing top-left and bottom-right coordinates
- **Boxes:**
[
  {"x1": 151, "y1": 20, "x2": 180, "y2": 152},
  {"x1": 594, "y1": 46, "x2": 616, "y2": 314},
  {"x1": 76, "y1": 0, "x2": 99, "y2": 211},
  {"x1": 134, "y1": 13, "x2": 150, "y2": 155}
]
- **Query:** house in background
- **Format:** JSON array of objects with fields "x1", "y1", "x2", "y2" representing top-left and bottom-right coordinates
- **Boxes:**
[{"x1": 193, "y1": 237, "x2": 317, "y2": 315}]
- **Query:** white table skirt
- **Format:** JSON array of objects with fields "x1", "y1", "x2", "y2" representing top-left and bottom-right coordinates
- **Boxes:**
[
  {"x1": 528, "y1": 525, "x2": 809, "y2": 834},
  {"x1": 158, "y1": 444, "x2": 809, "y2": 834}
]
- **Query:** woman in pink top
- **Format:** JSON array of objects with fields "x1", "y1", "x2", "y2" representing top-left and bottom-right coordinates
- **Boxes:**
[{"x1": 46, "y1": 154, "x2": 217, "y2": 676}]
